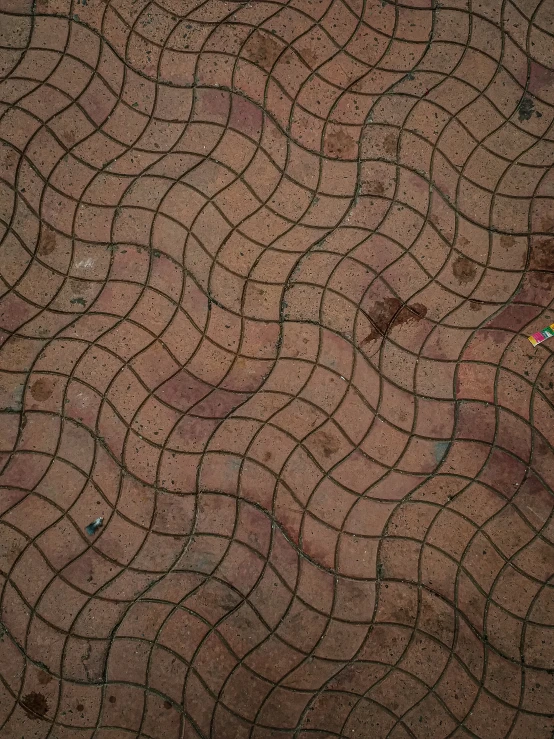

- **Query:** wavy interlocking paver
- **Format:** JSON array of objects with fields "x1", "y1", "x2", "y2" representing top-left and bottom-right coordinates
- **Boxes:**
[{"x1": 0, "y1": 0, "x2": 554, "y2": 736}]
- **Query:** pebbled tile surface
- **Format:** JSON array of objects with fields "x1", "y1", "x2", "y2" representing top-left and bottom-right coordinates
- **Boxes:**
[{"x1": 1, "y1": 0, "x2": 554, "y2": 736}]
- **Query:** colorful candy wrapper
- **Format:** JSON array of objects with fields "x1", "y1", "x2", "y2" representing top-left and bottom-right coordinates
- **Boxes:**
[{"x1": 528, "y1": 323, "x2": 554, "y2": 347}]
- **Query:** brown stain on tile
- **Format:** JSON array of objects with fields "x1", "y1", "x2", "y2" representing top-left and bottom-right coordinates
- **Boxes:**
[
  {"x1": 453, "y1": 255, "x2": 477, "y2": 284},
  {"x1": 30, "y1": 378, "x2": 53, "y2": 401},
  {"x1": 541, "y1": 216, "x2": 554, "y2": 233},
  {"x1": 530, "y1": 238, "x2": 554, "y2": 270},
  {"x1": 245, "y1": 31, "x2": 281, "y2": 70},
  {"x1": 21, "y1": 692, "x2": 48, "y2": 720},
  {"x1": 529, "y1": 60, "x2": 554, "y2": 96},
  {"x1": 313, "y1": 430, "x2": 340, "y2": 458},
  {"x1": 297, "y1": 44, "x2": 318, "y2": 68},
  {"x1": 529, "y1": 271, "x2": 554, "y2": 289},
  {"x1": 230, "y1": 97, "x2": 263, "y2": 138},
  {"x1": 326, "y1": 129, "x2": 356, "y2": 158},
  {"x1": 196, "y1": 89, "x2": 229, "y2": 122},
  {"x1": 70, "y1": 278, "x2": 90, "y2": 295},
  {"x1": 383, "y1": 133, "x2": 397, "y2": 156},
  {"x1": 361, "y1": 298, "x2": 427, "y2": 346},
  {"x1": 164, "y1": 700, "x2": 172, "y2": 709},
  {"x1": 371, "y1": 298, "x2": 399, "y2": 330},
  {"x1": 38, "y1": 227, "x2": 57, "y2": 256},
  {"x1": 363, "y1": 180, "x2": 385, "y2": 196},
  {"x1": 37, "y1": 671, "x2": 52, "y2": 686},
  {"x1": 500, "y1": 235, "x2": 515, "y2": 249},
  {"x1": 518, "y1": 271, "x2": 554, "y2": 303},
  {"x1": 1, "y1": 145, "x2": 17, "y2": 169},
  {"x1": 478, "y1": 329, "x2": 507, "y2": 346},
  {"x1": 390, "y1": 600, "x2": 415, "y2": 626},
  {"x1": 63, "y1": 129, "x2": 76, "y2": 146}
]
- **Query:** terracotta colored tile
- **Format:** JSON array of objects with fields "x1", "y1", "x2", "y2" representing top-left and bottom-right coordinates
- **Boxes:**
[{"x1": 1, "y1": 2, "x2": 553, "y2": 733}]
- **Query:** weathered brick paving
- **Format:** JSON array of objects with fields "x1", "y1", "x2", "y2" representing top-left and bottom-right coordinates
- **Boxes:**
[{"x1": 0, "y1": 0, "x2": 553, "y2": 736}]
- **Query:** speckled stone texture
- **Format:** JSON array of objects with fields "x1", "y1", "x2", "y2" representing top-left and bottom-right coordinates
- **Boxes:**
[{"x1": 0, "y1": 0, "x2": 554, "y2": 736}]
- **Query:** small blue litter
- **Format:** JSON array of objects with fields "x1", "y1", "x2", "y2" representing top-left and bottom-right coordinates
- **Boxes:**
[{"x1": 85, "y1": 517, "x2": 103, "y2": 536}]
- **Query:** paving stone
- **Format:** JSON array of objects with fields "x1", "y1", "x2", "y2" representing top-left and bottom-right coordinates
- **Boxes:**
[{"x1": 0, "y1": 0, "x2": 553, "y2": 736}]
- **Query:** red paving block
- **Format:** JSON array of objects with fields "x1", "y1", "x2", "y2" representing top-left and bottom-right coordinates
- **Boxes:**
[{"x1": 0, "y1": 0, "x2": 554, "y2": 736}]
